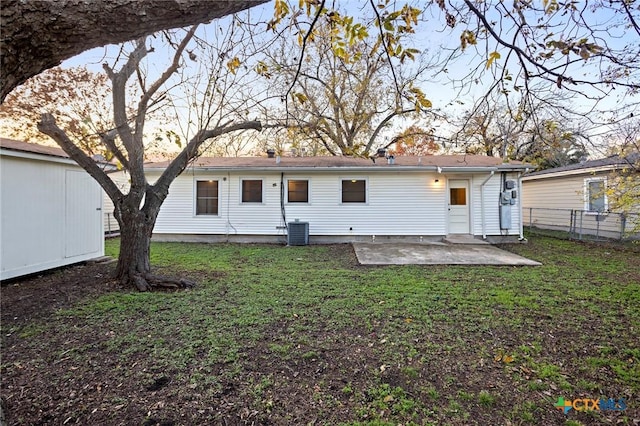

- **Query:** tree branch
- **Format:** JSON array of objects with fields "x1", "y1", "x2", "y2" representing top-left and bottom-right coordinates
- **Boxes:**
[
  {"x1": 154, "y1": 121, "x2": 263, "y2": 196},
  {"x1": 38, "y1": 113, "x2": 122, "y2": 201}
]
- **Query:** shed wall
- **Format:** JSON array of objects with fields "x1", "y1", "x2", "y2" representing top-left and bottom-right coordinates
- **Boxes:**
[{"x1": 1, "y1": 153, "x2": 103, "y2": 280}]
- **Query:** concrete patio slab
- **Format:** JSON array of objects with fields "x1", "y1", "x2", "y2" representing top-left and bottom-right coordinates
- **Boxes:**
[{"x1": 353, "y1": 243, "x2": 542, "y2": 266}]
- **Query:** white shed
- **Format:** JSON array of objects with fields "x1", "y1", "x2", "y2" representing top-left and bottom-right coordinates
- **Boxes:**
[{"x1": 0, "y1": 138, "x2": 104, "y2": 280}]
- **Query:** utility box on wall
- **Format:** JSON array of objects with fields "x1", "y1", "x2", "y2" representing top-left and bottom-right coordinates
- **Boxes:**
[
  {"x1": 499, "y1": 180, "x2": 518, "y2": 230},
  {"x1": 287, "y1": 221, "x2": 309, "y2": 246},
  {"x1": 499, "y1": 204, "x2": 512, "y2": 229}
]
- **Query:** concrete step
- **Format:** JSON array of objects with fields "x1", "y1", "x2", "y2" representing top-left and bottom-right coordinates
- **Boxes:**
[{"x1": 442, "y1": 235, "x2": 489, "y2": 245}]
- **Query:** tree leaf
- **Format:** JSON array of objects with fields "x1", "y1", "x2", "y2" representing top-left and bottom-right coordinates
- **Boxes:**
[
  {"x1": 486, "y1": 51, "x2": 501, "y2": 69},
  {"x1": 226, "y1": 57, "x2": 241, "y2": 75}
]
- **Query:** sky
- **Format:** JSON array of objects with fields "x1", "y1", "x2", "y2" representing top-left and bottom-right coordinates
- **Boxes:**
[{"x1": 48, "y1": 1, "x2": 640, "y2": 157}]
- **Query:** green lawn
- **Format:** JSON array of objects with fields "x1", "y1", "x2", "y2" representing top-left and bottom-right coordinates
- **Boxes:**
[{"x1": 2, "y1": 236, "x2": 638, "y2": 425}]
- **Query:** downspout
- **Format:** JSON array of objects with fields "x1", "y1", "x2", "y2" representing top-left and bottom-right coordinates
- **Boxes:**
[
  {"x1": 280, "y1": 172, "x2": 287, "y2": 234},
  {"x1": 517, "y1": 170, "x2": 527, "y2": 241},
  {"x1": 480, "y1": 170, "x2": 495, "y2": 240},
  {"x1": 225, "y1": 172, "x2": 236, "y2": 240}
]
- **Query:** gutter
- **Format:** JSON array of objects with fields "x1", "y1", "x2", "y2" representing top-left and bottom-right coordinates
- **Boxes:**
[
  {"x1": 145, "y1": 165, "x2": 529, "y2": 173},
  {"x1": 480, "y1": 170, "x2": 496, "y2": 239},
  {"x1": 521, "y1": 164, "x2": 620, "y2": 180}
]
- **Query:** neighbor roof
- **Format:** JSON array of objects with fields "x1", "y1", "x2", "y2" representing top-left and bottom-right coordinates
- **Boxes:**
[
  {"x1": 523, "y1": 154, "x2": 638, "y2": 180},
  {"x1": 0, "y1": 137, "x2": 68, "y2": 158},
  {"x1": 145, "y1": 155, "x2": 532, "y2": 172}
]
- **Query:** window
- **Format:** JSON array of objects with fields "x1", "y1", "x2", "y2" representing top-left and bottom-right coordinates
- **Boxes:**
[
  {"x1": 196, "y1": 180, "x2": 218, "y2": 215},
  {"x1": 342, "y1": 179, "x2": 366, "y2": 203},
  {"x1": 449, "y1": 188, "x2": 466, "y2": 205},
  {"x1": 288, "y1": 180, "x2": 309, "y2": 203},
  {"x1": 585, "y1": 178, "x2": 607, "y2": 212},
  {"x1": 242, "y1": 179, "x2": 262, "y2": 203}
]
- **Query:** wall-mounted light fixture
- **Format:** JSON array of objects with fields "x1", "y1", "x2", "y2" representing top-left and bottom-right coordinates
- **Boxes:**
[{"x1": 435, "y1": 179, "x2": 440, "y2": 183}]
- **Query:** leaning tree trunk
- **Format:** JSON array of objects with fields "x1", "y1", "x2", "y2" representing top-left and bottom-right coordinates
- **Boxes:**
[{"x1": 114, "y1": 203, "x2": 195, "y2": 291}]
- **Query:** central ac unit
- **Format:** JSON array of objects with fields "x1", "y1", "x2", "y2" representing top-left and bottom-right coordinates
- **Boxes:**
[{"x1": 287, "y1": 221, "x2": 309, "y2": 246}]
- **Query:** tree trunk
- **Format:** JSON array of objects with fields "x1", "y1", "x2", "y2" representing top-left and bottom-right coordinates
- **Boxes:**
[
  {"x1": 0, "y1": 0, "x2": 268, "y2": 102},
  {"x1": 115, "y1": 210, "x2": 153, "y2": 289},
  {"x1": 114, "y1": 205, "x2": 195, "y2": 291}
]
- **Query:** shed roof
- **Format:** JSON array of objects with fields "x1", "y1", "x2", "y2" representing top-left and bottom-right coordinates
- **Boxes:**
[
  {"x1": 0, "y1": 137, "x2": 68, "y2": 158},
  {"x1": 146, "y1": 154, "x2": 532, "y2": 172}
]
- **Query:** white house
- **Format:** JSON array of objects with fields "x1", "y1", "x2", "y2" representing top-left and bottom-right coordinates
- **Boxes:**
[
  {"x1": 0, "y1": 138, "x2": 104, "y2": 280},
  {"x1": 146, "y1": 154, "x2": 533, "y2": 244}
]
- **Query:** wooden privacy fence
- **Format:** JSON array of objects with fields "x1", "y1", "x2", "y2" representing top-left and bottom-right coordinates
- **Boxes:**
[{"x1": 524, "y1": 207, "x2": 640, "y2": 241}]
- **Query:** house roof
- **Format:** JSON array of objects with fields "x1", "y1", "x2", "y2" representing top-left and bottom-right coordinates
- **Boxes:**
[
  {"x1": 522, "y1": 154, "x2": 638, "y2": 180},
  {"x1": 146, "y1": 155, "x2": 532, "y2": 172},
  {"x1": 0, "y1": 137, "x2": 69, "y2": 159}
]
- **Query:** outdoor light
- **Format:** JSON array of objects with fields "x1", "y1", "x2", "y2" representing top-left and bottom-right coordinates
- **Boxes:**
[{"x1": 435, "y1": 179, "x2": 440, "y2": 183}]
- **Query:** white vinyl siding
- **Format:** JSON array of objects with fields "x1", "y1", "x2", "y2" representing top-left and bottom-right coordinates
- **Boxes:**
[
  {"x1": 152, "y1": 170, "x2": 522, "y2": 238},
  {"x1": 522, "y1": 175, "x2": 588, "y2": 210}
]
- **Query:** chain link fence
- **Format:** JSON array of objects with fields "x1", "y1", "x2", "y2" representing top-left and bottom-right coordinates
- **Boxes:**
[
  {"x1": 104, "y1": 212, "x2": 120, "y2": 236},
  {"x1": 524, "y1": 207, "x2": 640, "y2": 241}
]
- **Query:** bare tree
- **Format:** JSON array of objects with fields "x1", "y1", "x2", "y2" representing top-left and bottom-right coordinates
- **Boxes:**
[
  {"x1": 0, "y1": 0, "x2": 267, "y2": 102},
  {"x1": 0, "y1": 67, "x2": 115, "y2": 152},
  {"x1": 37, "y1": 26, "x2": 263, "y2": 291},
  {"x1": 437, "y1": 0, "x2": 640, "y2": 121},
  {"x1": 449, "y1": 89, "x2": 590, "y2": 167},
  {"x1": 264, "y1": 19, "x2": 434, "y2": 157}
]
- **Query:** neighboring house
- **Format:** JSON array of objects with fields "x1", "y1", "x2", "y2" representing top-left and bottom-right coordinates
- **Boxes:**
[
  {"x1": 521, "y1": 155, "x2": 640, "y2": 239},
  {"x1": 103, "y1": 170, "x2": 130, "y2": 235},
  {"x1": 0, "y1": 138, "x2": 104, "y2": 280},
  {"x1": 145, "y1": 154, "x2": 533, "y2": 243}
]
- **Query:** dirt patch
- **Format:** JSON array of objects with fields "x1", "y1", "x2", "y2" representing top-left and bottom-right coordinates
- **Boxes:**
[{"x1": 1, "y1": 262, "x2": 120, "y2": 327}]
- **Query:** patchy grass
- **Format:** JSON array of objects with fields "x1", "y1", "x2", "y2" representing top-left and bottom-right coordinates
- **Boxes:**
[{"x1": 1, "y1": 236, "x2": 638, "y2": 425}]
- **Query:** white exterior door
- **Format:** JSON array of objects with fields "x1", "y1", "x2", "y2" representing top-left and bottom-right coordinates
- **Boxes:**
[
  {"x1": 65, "y1": 170, "x2": 102, "y2": 257},
  {"x1": 448, "y1": 179, "x2": 470, "y2": 234}
]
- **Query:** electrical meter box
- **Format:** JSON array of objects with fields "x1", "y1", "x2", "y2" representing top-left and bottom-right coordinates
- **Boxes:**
[{"x1": 500, "y1": 205, "x2": 512, "y2": 229}]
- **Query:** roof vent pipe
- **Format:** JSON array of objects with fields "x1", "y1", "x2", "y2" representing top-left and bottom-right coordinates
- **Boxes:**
[
  {"x1": 266, "y1": 149, "x2": 276, "y2": 158},
  {"x1": 387, "y1": 155, "x2": 395, "y2": 165}
]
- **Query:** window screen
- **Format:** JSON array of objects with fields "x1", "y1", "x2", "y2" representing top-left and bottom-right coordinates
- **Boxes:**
[
  {"x1": 588, "y1": 180, "x2": 605, "y2": 212},
  {"x1": 288, "y1": 180, "x2": 309, "y2": 203},
  {"x1": 242, "y1": 180, "x2": 262, "y2": 203},
  {"x1": 342, "y1": 179, "x2": 366, "y2": 203},
  {"x1": 196, "y1": 181, "x2": 218, "y2": 215}
]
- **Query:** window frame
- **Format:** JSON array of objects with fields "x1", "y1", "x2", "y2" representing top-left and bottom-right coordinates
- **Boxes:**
[
  {"x1": 241, "y1": 178, "x2": 264, "y2": 204},
  {"x1": 286, "y1": 179, "x2": 310, "y2": 204},
  {"x1": 584, "y1": 177, "x2": 608, "y2": 214},
  {"x1": 340, "y1": 178, "x2": 367, "y2": 204},
  {"x1": 194, "y1": 179, "x2": 219, "y2": 216}
]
